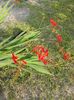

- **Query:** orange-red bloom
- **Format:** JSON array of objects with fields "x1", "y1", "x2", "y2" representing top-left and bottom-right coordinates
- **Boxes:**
[
  {"x1": 12, "y1": 53, "x2": 18, "y2": 64},
  {"x1": 56, "y1": 34, "x2": 63, "y2": 43},
  {"x1": 32, "y1": 45, "x2": 44, "y2": 52},
  {"x1": 50, "y1": 18, "x2": 57, "y2": 27},
  {"x1": 21, "y1": 60, "x2": 27, "y2": 65},
  {"x1": 42, "y1": 59, "x2": 48, "y2": 65},
  {"x1": 63, "y1": 52, "x2": 70, "y2": 61},
  {"x1": 12, "y1": 53, "x2": 27, "y2": 65},
  {"x1": 32, "y1": 45, "x2": 48, "y2": 65}
]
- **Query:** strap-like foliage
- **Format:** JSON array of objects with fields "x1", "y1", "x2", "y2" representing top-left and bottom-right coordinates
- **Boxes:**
[
  {"x1": 0, "y1": 0, "x2": 52, "y2": 76},
  {"x1": 0, "y1": 0, "x2": 13, "y2": 24},
  {"x1": 0, "y1": 29, "x2": 51, "y2": 75}
]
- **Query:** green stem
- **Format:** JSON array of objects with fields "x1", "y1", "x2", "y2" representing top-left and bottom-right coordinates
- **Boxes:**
[{"x1": 38, "y1": 16, "x2": 45, "y2": 29}]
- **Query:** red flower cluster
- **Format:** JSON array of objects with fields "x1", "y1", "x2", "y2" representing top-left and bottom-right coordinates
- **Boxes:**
[
  {"x1": 50, "y1": 18, "x2": 71, "y2": 61},
  {"x1": 63, "y1": 52, "x2": 70, "y2": 61},
  {"x1": 12, "y1": 53, "x2": 18, "y2": 64},
  {"x1": 56, "y1": 34, "x2": 63, "y2": 43},
  {"x1": 50, "y1": 18, "x2": 57, "y2": 27},
  {"x1": 12, "y1": 53, "x2": 27, "y2": 65},
  {"x1": 32, "y1": 45, "x2": 48, "y2": 65}
]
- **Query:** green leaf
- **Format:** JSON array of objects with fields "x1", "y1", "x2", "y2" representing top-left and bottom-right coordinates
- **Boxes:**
[{"x1": 29, "y1": 64, "x2": 53, "y2": 75}]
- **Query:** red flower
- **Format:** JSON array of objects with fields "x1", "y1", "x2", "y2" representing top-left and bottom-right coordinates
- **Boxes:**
[
  {"x1": 38, "y1": 50, "x2": 48, "y2": 60},
  {"x1": 32, "y1": 45, "x2": 48, "y2": 65},
  {"x1": 32, "y1": 45, "x2": 44, "y2": 53},
  {"x1": 38, "y1": 54, "x2": 45, "y2": 61},
  {"x1": 12, "y1": 53, "x2": 18, "y2": 64},
  {"x1": 42, "y1": 59, "x2": 48, "y2": 65},
  {"x1": 44, "y1": 49, "x2": 49, "y2": 56},
  {"x1": 56, "y1": 34, "x2": 63, "y2": 43},
  {"x1": 63, "y1": 52, "x2": 70, "y2": 61},
  {"x1": 38, "y1": 53, "x2": 48, "y2": 65},
  {"x1": 21, "y1": 60, "x2": 27, "y2": 65},
  {"x1": 50, "y1": 18, "x2": 57, "y2": 27},
  {"x1": 12, "y1": 53, "x2": 27, "y2": 65}
]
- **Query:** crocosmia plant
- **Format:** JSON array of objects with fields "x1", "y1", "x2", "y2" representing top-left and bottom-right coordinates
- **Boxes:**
[{"x1": 0, "y1": 0, "x2": 72, "y2": 83}]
